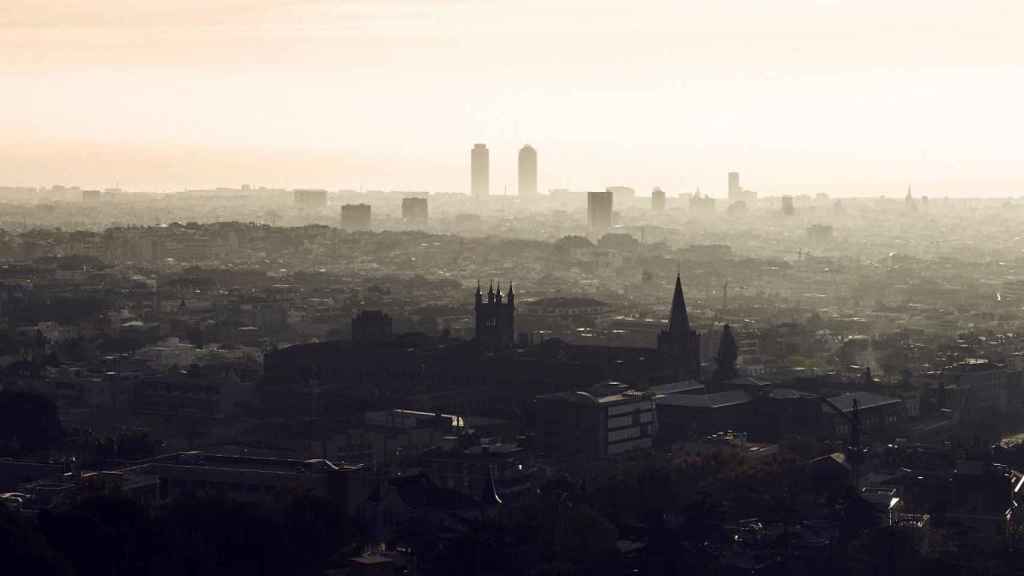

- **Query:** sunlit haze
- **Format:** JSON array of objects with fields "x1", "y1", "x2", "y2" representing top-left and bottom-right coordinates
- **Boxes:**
[{"x1": 3, "y1": 0, "x2": 1023, "y2": 196}]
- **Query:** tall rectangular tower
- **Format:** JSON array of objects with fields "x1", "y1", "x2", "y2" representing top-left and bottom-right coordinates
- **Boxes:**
[
  {"x1": 471, "y1": 143, "x2": 489, "y2": 199},
  {"x1": 518, "y1": 145, "x2": 537, "y2": 197},
  {"x1": 587, "y1": 191, "x2": 613, "y2": 234},
  {"x1": 651, "y1": 187, "x2": 666, "y2": 211},
  {"x1": 728, "y1": 172, "x2": 740, "y2": 202}
]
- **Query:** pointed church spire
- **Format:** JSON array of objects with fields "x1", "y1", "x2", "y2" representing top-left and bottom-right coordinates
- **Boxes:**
[{"x1": 669, "y1": 273, "x2": 690, "y2": 334}]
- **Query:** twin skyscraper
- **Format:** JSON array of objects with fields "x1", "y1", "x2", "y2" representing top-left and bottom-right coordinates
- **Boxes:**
[{"x1": 470, "y1": 143, "x2": 537, "y2": 199}]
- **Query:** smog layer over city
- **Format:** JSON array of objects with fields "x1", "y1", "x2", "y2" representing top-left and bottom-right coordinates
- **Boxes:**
[{"x1": 2, "y1": 2, "x2": 1024, "y2": 575}]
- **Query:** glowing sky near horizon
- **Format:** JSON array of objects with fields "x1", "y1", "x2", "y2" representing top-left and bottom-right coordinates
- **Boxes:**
[{"x1": 2, "y1": 0, "x2": 1023, "y2": 196}]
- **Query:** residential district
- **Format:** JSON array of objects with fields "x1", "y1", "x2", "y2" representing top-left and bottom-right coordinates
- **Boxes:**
[{"x1": 1, "y1": 178, "x2": 1024, "y2": 575}]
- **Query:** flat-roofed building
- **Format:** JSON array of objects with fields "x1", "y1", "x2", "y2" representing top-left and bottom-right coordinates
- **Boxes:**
[
  {"x1": 341, "y1": 203, "x2": 372, "y2": 230},
  {"x1": 536, "y1": 386, "x2": 656, "y2": 460},
  {"x1": 294, "y1": 189, "x2": 328, "y2": 208},
  {"x1": 656, "y1": 390, "x2": 753, "y2": 443},
  {"x1": 823, "y1": 391, "x2": 906, "y2": 438},
  {"x1": 651, "y1": 187, "x2": 666, "y2": 211},
  {"x1": 942, "y1": 359, "x2": 1022, "y2": 420},
  {"x1": 18, "y1": 451, "x2": 373, "y2": 514},
  {"x1": 401, "y1": 197, "x2": 428, "y2": 224}
]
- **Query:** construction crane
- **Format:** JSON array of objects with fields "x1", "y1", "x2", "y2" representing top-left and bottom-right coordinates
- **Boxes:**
[{"x1": 819, "y1": 396, "x2": 863, "y2": 487}]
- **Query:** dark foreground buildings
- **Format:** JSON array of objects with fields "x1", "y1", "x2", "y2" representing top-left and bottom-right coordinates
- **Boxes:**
[
  {"x1": 260, "y1": 275, "x2": 704, "y2": 426},
  {"x1": 352, "y1": 309, "x2": 393, "y2": 343}
]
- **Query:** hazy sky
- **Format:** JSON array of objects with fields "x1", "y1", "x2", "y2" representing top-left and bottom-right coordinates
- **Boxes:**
[{"x1": 2, "y1": 0, "x2": 1023, "y2": 197}]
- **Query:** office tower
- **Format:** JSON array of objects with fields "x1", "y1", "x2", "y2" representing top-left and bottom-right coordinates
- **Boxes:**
[
  {"x1": 728, "y1": 172, "x2": 740, "y2": 202},
  {"x1": 401, "y1": 197, "x2": 429, "y2": 224},
  {"x1": 781, "y1": 195, "x2": 795, "y2": 216},
  {"x1": 341, "y1": 203, "x2": 372, "y2": 229},
  {"x1": 651, "y1": 187, "x2": 666, "y2": 211},
  {"x1": 518, "y1": 145, "x2": 538, "y2": 197},
  {"x1": 471, "y1": 143, "x2": 489, "y2": 198},
  {"x1": 727, "y1": 172, "x2": 757, "y2": 204},
  {"x1": 294, "y1": 189, "x2": 328, "y2": 208},
  {"x1": 587, "y1": 191, "x2": 613, "y2": 233}
]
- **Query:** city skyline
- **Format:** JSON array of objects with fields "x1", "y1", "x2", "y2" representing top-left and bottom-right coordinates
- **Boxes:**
[
  {"x1": 2, "y1": 1, "x2": 1023, "y2": 196},
  {"x1": 3, "y1": 4, "x2": 1024, "y2": 574}
]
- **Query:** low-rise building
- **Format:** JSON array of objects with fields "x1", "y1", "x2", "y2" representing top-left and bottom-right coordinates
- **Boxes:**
[
  {"x1": 655, "y1": 390, "x2": 753, "y2": 443},
  {"x1": 420, "y1": 440, "x2": 534, "y2": 501},
  {"x1": 823, "y1": 391, "x2": 906, "y2": 438},
  {"x1": 535, "y1": 387, "x2": 656, "y2": 460},
  {"x1": 20, "y1": 452, "x2": 373, "y2": 514},
  {"x1": 943, "y1": 359, "x2": 1022, "y2": 420}
]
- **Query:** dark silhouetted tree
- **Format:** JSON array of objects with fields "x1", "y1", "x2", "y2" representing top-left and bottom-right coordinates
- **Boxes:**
[
  {"x1": 0, "y1": 389, "x2": 62, "y2": 455},
  {"x1": 0, "y1": 507, "x2": 72, "y2": 576},
  {"x1": 39, "y1": 495, "x2": 154, "y2": 576},
  {"x1": 713, "y1": 324, "x2": 738, "y2": 382},
  {"x1": 115, "y1": 430, "x2": 161, "y2": 460}
]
